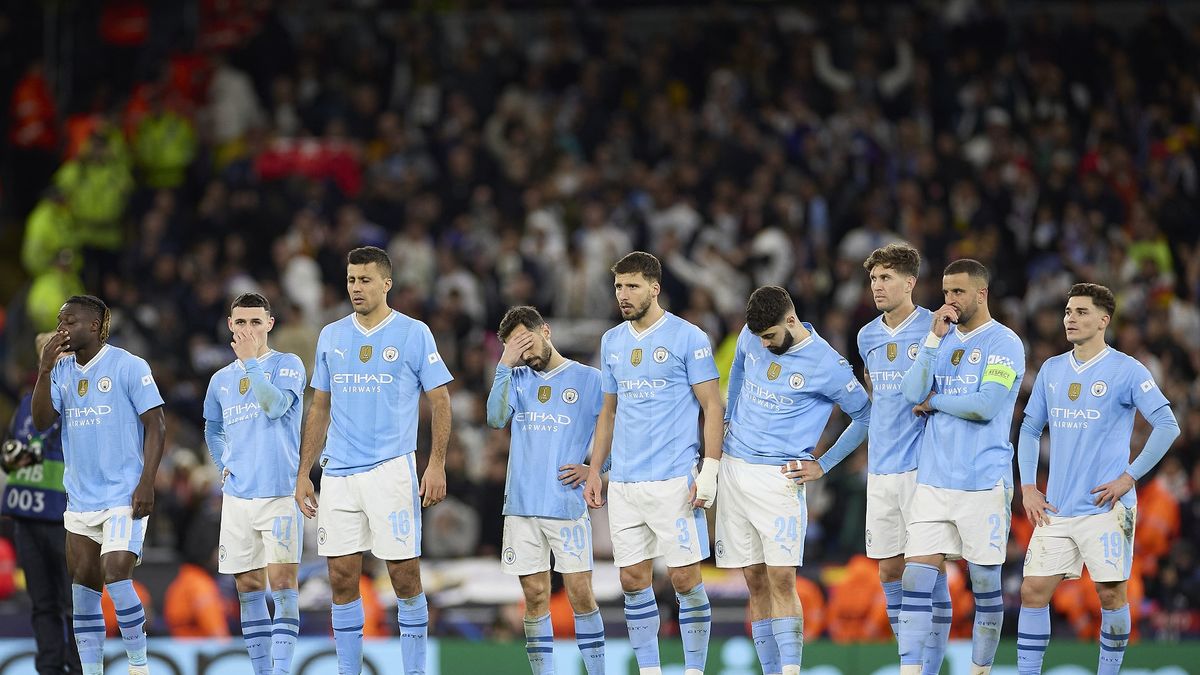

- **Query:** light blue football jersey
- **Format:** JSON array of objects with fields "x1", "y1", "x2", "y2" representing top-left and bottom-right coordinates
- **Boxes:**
[
  {"x1": 912, "y1": 320, "x2": 1025, "y2": 490},
  {"x1": 489, "y1": 360, "x2": 602, "y2": 520},
  {"x1": 203, "y1": 351, "x2": 306, "y2": 499},
  {"x1": 726, "y1": 325, "x2": 870, "y2": 464},
  {"x1": 1024, "y1": 348, "x2": 1170, "y2": 517},
  {"x1": 600, "y1": 312, "x2": 719, "y2": 482},
  {"x1": 857, "y1": 307, "x2": 932, "y2": 474},
  {"x1": 311, "y1": 311, "x2": 454, "y2": 476},
  {"x1": 50, "y1": 344, "x2": 164, "y2": 512}
]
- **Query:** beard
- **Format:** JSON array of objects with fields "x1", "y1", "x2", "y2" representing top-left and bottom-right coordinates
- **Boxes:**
[
  {"x1": 525, "y1": 343, "x2": 553, "y2": 372},
  {"x1": 623, "y1": 298, "x2": 652, "y2": 322},
  {"x1": 767, "y1": 330, "x2": 796, "y2": 356}
]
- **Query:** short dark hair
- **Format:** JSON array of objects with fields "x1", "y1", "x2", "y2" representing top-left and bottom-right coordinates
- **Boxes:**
[
  {"x1": 610, "y1": 251, "x2": 661, "y2": 284},
  {"x1": 497, "y1": 306, "x2": 546, "y2": 341},
  {"x1": 65, "y1": 295, "x2": 111, "y2": 342},
  {"x1": 230, "y1": 292, "x2": 271, "y2": 315},
  {"x1": 864, "y1": 243, "x2": 921, "y2": 278},
  {"x1": 1067, "y1": 283, "x2": 1116, "y2": 317},
  {"x1": 745, "y1": 286, "x2": 795, "y2": 334},
  {"x1": 347, "y1": 246, "x2": 392, "y2": 278},
  {"x1": 943, "y1": 258, "x2": 990, "y2": 284}
]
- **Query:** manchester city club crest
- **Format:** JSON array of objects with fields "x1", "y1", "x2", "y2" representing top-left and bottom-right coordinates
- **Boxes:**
[
  {"x1": 1068, "y1": 383, "x2": 1082, "y2": 401},
  {"x1": 631, "y1": 348, "x2": 643, "y2": 366},
  {"x1": 767, "y1": 363, "x2": 782, "y2": 380},
  {"x1": 968, "y1": 348, "x2": 982, "y2": 364},
  {"x1": 886, "y1": 343, "x2": 898, "y2": 361},
  {"x1": 383, "y1": 346, "x2": 399, "y2": 362},
  {"x1": 715, "y1": 540, "x2": 725, "y2": 558},
  {"x1": 318, "y1": 528, "x2": 327, "y2": 545},
  {"x1": 1092, "y1": 381, "x2": 1107, "y2": 397},
  {"x1": 951, "y1": 349, "x2": 965, "y2": 366},
  {"x1": 538, "y1": 386, "x2": 552, "y2": 403},
  {"x1": 789, "y1": 373, "x2": 805, "y2": 389},
  {"x1": 562, "y1": 388, "x2": 579, "y2": 404},
  {"x1": 77, "y1": 379, "x2": 88, "y2": 396},
  {"x1": 503, "y1": 547, "x2": 516, "y2": 565},
  {"x1": 653, "y1": 347, "x2": 669, "y2": 363},
  {"x1": 219, "y1": 545, "x2": 227, "y2": 562},
  {"x1": 97, "y1": 377, "x2": 112, "y2": 393},
  {"x1": 908, "y1": 343, "x2": 919, "y2": 360},
  {"x1": 359, "y1": 345, "x2": 373, "y2": 363},
  {"x1": 239, "y1": 377, "x2": 250, "y2": 395}
]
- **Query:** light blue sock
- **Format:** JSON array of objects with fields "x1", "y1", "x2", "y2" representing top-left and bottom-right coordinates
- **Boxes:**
[
  {"x1": 574, "y1": 609, "x2": 605, "y2": 675},
  {"x1": 771, "y1": 616, "x2": 803, "y2": 670},
  {"x1": 898, "y1": 563, "x2": 938, "y2": 665},
  {"x1": 623, "y1": 586, "x2": 660, "y2": 668},
  {"x1": 751, "y1": 618, "x2": 781, "y2": 674},
  {"x1": 924, "y1": 573, "x2": 951, "y2": 674},
  {"x1": 331, "y1": 598, "x2": 365, "y2": 675},
  {"x1": 397, "y1": 593, "x2": 429, "y2": 674},
  {"x1": 524, "y1": 612, "x2": 555, "y2": 674},
  {"x1": 968, "y1": 562, "x2": 1004, "y2": 667},
  {"x1": 106, "y1": 579, "x2": 147, "y2": 666},
  {"x1": 883, "y1": 580, "x2": 903, "y2": 641},
  {"x1": 238, "y1": 590, "x2": 273, "y2": 675},
  {"x1": 271, "y1": 589, "x2": 300, "y2": 675},
  {"x1": 676, "y1": 582, "x2": 711, "y2": 672},
  {"x1": 1098, "y1": 605, "x2": 1130, "y2": 674},
  {"x1": 1016, "y1": 605, "x2": 1051, "y2": 674},
  {"x1": 72, "y1": 584, "x2": 105, "y2": 675}
]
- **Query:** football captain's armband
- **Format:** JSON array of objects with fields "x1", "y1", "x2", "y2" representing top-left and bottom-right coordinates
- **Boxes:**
[{"x1": 981, "y1": 354, "x2": 1017, "y2": 389}]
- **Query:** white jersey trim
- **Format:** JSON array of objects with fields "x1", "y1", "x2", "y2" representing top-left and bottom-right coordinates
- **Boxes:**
[
  {"x1": 75, "y1": 344, "x2": 113, "y2": 374},
  {"x1": 625, "y1": 312, "x2": 669, "y2": 341},
  {"x1": 1068, "y1": 347, "x2": 1111, "y2": 374},
  {"x1": 953, "y1": 319, "x2": 996, "y2": 343},
  {"x1": 351, "y1": 310, "x2": 398, "y2": 337}
]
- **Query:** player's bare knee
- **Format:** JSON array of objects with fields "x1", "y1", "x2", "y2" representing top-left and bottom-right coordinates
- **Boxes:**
[
  {"x1": 619, "y1": 563, "x2": 652, "y2": 592},
  {"x1": 742, "y1": 564, "x2": 769, "y2": 596},
  {"x1": 667, "y1": 563, "x2": 702, "y2": 594},
  {"x1": 100, "y1": 552, "x2": 136, "y2": 586},
  {"x1": 236, "y1": 569, "x2": 268, "y2": 593},
  {"x1": 1019, "y1": 576, "x2": 1057, "y2": 607},
  {"x1": 267, "y1": 564, "x2": 298, "y2": 590},
  {"x1": 563, "y1": 573, "x2": 597, "y2": 613},
  {"x1": 877, "y1": 556, "x2": 904, "y2": 583},
  {"x1": 521, "y1": 575, "x2": 552, "y2": 616},
  {"x1": 387, "y1": 559, "x2": 423, "y2": 598},
  {"x1": 1095, "y1": 581, "x2": 1126, "y2": 609}
]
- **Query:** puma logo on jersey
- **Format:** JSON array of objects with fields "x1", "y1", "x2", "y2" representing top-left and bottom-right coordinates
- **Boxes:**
[{"x1": 333, "y1": 348, "x2": 346, "y2": 359}]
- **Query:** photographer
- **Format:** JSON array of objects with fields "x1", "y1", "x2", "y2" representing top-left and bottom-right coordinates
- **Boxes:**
[{"x1": 2, "y1": 333, "x2": 80, "y2": 674}]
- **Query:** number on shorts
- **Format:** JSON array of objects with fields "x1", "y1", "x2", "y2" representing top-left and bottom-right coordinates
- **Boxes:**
[
  {"x1": 988, "y1": 514, "x2": 1002, "y2": 544},
  {"x1": 388, "y1": 511, "x2": 411, "y2": 540},
  {"x1": 774, "y1": 516, "x2": 799, "y2": 543},
  {"x1": 1100, "y1": 531, "x2": 1123, "y2": 561},
  {"x1": 109, "y1": 516, "x2": 129, "y2": 542},
  {"x1": 676, "y1": 517, "x2": 691, "y2": 546},
  {"x1": 559, "y1": 525, "x2": 586, "y2": 553},
  {"x1": 272, "y1": 516, "x2": 293, "y2": 543}
]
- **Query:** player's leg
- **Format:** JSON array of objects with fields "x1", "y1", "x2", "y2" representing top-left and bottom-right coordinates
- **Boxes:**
[
  {"x1": 1095, "y1": 581, "x2": 1130, "y2": 674},
  {"x1": 658, "y1": 475, "x2": 711, "y2": 675},
  {"x1": 1017, "y1": 575, "x2": 1063, "y2": 675},
  {"x1": 517, "y1": 571, "x2": 555, "y2": 675},
  {"x1": 98, "y1": 509, "x2": 149, "y2": 674},
  {"x1": 957, "y1": 483, "x2": 1011, "y2": 674},
  {"x1": 328, "y1": 553, "x2": 366, "y2": 675},
  {"x1": 225, "y1": 496, "x2": 272, "y2": 675},
  {"x1": 868, "y1": 472, "x2": 909, "y2": 641},
  {"x1": 900, "y1": 485, "x2": 957, "y2": 674},
  {"x1": 374, "y1": 455, "x2": 428, "y2": 675},
  {"x1": 742, "y1": 565, "x2": 780, "y2": 675},
  {"x1": 609, "y1": 481, "x2": 662, "y2": 675},
  {"x1": 261, "y1": 498, "x2": 303, "y2": 675},
  {"x1": 923, "y1": 560, "x2": 952, "y2": 675},
  {"x1": 319, "y1": 470, "x2": 371, "y2": 675},
  {"x1": 266, "y1": 564, "x2": 301, "y2": 675},
  {"x1": 550, "y1": 512, "x2": 605, "y2": 675},
  {"x1": 765, "y1": 566, "x2": 802, "y2": 675},
  {"x1": 667, "y1": 563, "x2": 710, "y2": 675},
  {"x1": 65, "y1": 520, "x2": 105, "y2": 675}
]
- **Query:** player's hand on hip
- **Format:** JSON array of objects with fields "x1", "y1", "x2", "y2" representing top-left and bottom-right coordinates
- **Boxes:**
[
  {"x1": 500, "y1": 332, "x2": 535, "y2": 368},
  {"x1": 912, "y1": 392, "x2": 935, "y2": 417},
  {"x1": 420, "y1": 464, "x2": 447, "y2": 507},
  {"x1": 1021, "y1": 484, "x2": 1057, "y2": 527},
  {"x1": 1091, "y1": 472, "x2": 1135, "y2": 509},
  {"x1": 296, "y1": 476, "x2": 318, "y2": 518},
  {"x1": 692, "y1": 457, "x2": 718, "y2": 508},
  {"x1": 131, "y1": 478, "x2": 155, "y2": 519},
  {"x1": 782, "y1": 459, "x2": 824, "y2": 484},
  {"x1": 930, "y1": 304, "x2": 959, "y2": 338},
  {"x1": 584, "y1": 470, "x2": 605, "y2": 508},
  {"x1": 559, "y1": 464, "x2": 588, "y2": 488}
]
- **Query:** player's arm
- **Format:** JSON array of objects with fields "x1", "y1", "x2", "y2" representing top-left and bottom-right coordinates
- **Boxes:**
[
  {"x1": 295, "y1": 389, "x2": 330, "y2": 518},
  {"x1": 132, "y1": 406, "x2": 166, "y2": 520},
  {"x1": 584, "y1": 393, "x2": 617, "y2": 508},
  {"x1": 1017, "y1": 370, "x2": 1054, "y2": 526},
  {"x1": 421, "y1": 384, "x2": 452, "y2": 507},
  {"x1": 245, "y1": 360, "x2": 294, "y2": 420},
  {"x1": 787, "y1": 362, "x2": 871, "y2": 483},
  {"x1": 927, "y1": 343, "x2": 1021, "y2": 421},
  {"x1": 31, "y1": 332, "x2": 69, "y2": 431},
  {"x1": 724, "y1": 335, "x2": 746, "y2": 422},
  {"x1": 1094, "y1": 370, "x2": 1180, "y2": 507},
  {"x1": 691, "y1": 378, "x2": 724, "y2": 508},
  {"x1": 901, "y1": 305, "x2": 957, "y2": 404},
  {"x1": 485, "y1": 364, "x2": 517, "y2": 429},
  {"x1": 203, "y1": 420, "x2": 227, "y2": 475}
]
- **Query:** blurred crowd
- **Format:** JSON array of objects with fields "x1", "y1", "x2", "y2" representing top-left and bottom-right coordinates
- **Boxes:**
[{"x1": 1, "y1": 0, "x2": 1199, "y2": 641}]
